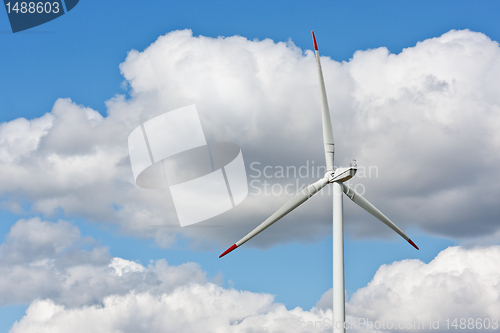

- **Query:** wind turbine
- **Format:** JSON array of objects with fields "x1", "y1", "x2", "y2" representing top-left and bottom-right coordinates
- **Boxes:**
[{"x1": 219, "y1": 31, "x2": 419, "y2": 333}]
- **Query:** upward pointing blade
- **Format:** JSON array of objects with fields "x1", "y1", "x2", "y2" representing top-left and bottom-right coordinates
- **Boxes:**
[
  {"x1": 219, "y1": 177, "x2": 330, "y2": 257},
  {"x1": 343, "y1": 183, "x2": 419, "y2": 250},
  {"x1": 312, "y1": 31, "x2": 335, "y2": 171}
]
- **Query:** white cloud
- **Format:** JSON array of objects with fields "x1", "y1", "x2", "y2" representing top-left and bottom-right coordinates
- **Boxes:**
[
  {"x1": 2, "y1": 218, "x2": 333, "y2": 333},
  {"x1": 3, "y1": 219, "x2": 500, "y2": 333},
  {"x1": 0, "y1": 218, "x2": 205, "y2": 307},
  {"x1": 346, "y1": 246, "x2": 500, "y2": 332},
  {"x1": 0, "y1": 217, "x2": 80, "y2": 264},
  {"x1": 10, "y1": 242, "x2": 500, "y2": 333},
  {"x1": 0, "y1": 29, "x2": 499, "y2": 248},
  {"x1": 315, "y1": 287, "x2": 332, "y2": 311},
  {"x1": 342, "y1": 29, "x2": 500, "y2": 240},
  {"x1": 10, "y1": 288, "x2": 334, "y2": 333}
]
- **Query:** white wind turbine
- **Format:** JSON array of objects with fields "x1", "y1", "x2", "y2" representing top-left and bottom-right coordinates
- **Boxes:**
[{"x1": 219, "y1": 32, "x2": 419, "y2": 333}]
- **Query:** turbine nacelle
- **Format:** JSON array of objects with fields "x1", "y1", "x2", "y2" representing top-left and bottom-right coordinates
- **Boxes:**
[{"x1": 327, "y1": 167, "x2": 357, "y2": 183}]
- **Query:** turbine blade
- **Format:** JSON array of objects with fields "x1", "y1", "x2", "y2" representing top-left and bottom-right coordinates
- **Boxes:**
[
  {"x1": 343, "y1": 183, "x2": 419, "y2": 250},
  {"x1": 312, "y1": 31, "x2": 335, "y2": 171},
  {"x1": 219, "y1": 177, "x2": 330, "y2": 257}
]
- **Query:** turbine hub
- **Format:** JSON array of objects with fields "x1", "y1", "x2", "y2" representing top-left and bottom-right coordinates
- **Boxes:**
[{"x1": 325, "y1": 171, "x2": 336, "y2": 182}]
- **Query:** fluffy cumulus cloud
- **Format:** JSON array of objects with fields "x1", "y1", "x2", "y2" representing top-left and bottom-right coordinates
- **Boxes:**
[
  {"x1": 343, "y1": 30, "x2": 500, "y2": 240},
  {"x1": 10, "y1": 289, "x2": 334, "y2": 333},
  {"x1": 0, "y1": 218, "x2": 206, "y2": 307},
  {"x1": 344, "y1": 246, "x2": 500, "y2": 332},
  {"x1": 6, "y1": 219, "x2": 500, "y2": 333},
  {"x1": 2, "y1": 218, "x2": 333, "y2": 333},
  {"x1": 1, "y1": 29, "x2": 500, "y2": 248}
]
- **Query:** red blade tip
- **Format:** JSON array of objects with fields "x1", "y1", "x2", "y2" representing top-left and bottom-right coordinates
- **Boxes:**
[
  {"x1": 312, "y1": 31, "x2": 318, "y2": 51},
  {"x1": 408, "y1": 239, "x2": 419, "y2": 250},
  {"x1": 219, "y1": 244, "x2": 238, "y2": 258}
]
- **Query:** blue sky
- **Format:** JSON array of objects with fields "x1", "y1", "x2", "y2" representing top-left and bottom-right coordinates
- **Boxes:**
[{"x1": 1, "y1": 1, "x2": 500, "y2": 332}]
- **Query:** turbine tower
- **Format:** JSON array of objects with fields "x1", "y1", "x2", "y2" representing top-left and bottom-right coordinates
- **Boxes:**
[{"x1": 219, "y1": 32, "x2": 419, "y2": 333}]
